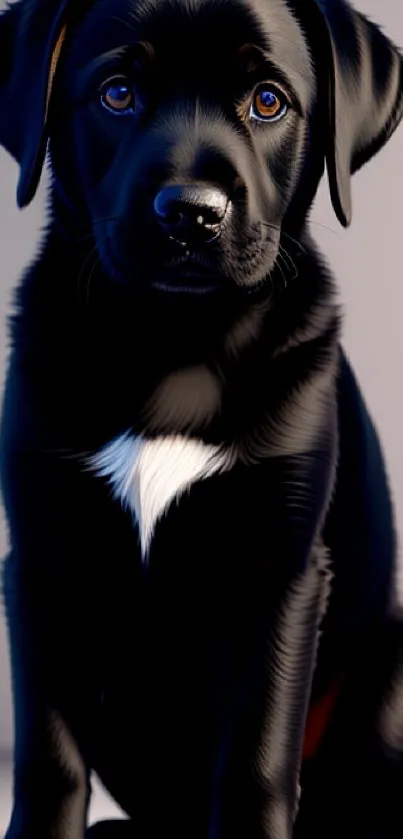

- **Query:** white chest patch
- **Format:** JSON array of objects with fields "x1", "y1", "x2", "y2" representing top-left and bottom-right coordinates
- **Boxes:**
[{"x1": 89, "y1": 432, "x2": 235, "y2": 562}]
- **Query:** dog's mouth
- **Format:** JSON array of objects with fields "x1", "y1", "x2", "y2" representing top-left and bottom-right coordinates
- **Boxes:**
[
  {"x1": 152, "y1": 277, "x2": 223, "y2": 294},
  {"x1": 151, "y1": 250, "x2": 235, "y2": 295},
  {"x1": 96, "y1": 217, "x2": 278, "y2": 298}
]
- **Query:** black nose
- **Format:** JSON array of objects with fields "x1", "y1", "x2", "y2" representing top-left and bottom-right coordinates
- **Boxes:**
[{"x1": 153, "y1": 184, "x2": 228, "y2": 246}]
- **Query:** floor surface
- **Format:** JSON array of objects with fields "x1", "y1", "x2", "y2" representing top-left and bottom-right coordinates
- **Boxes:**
[{"x1": 0, "y1": 758, "x2": 126, "y2": 834}]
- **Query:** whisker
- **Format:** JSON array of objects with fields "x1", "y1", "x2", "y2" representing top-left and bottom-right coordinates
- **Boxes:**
[
  {"x1": 260, "y1": 221, "x2": 307, "y2": 254},
  {"x1": 275, "y1": 253, "x2": 288, "y2": 291},
  {"x1": 76, "y1": 245, "x2": 98, "y2": 304},
  {"x1": 74, "y1": 216, "x2": 121, "y2": 245},
  {"x1": 85, "y1": 254, "x2": 101, "y2": 307},
  {"x1": 75, "y1": 231, "x2": 95, "y2": 246},
  {"x1": 106, "y1": 15, "x2": 138, "y2": 35},
  {"x1": 278, "y1": 244, "x2": 298, "y2": 280},
  {"x1": 281, "y1": 231, "x2": 307, "y2": 254},
  {"x1": 278, "y1": 244, "x2": 291, "y2": 270},
  {"x1": 309, "y1": 220, "x2": 340, "y2": 238}
]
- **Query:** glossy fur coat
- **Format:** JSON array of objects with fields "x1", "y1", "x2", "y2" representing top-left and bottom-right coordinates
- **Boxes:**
[{"x1": 0, "y1": 0, "x2": 402, "y2": 838}]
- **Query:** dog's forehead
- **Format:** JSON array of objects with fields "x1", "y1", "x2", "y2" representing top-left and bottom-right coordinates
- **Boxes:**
[{"x1": 74, "y1": 0, "x2": 315, "y2": 101}]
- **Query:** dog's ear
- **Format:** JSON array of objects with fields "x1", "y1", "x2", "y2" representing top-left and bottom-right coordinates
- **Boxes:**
[
  {"x1": 0, "y1": 0, "x2": 70, "y2": 209},
  {"x1": 314, "y1": 0, "x2": 403, "y2": 227}
]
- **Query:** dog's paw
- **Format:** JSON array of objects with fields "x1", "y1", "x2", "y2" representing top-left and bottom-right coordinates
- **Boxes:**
[{"x1": 86, "y1": 820, "x2": 133, "y2": 839}]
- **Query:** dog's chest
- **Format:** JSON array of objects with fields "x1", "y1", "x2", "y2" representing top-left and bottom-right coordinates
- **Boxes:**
[{"x1": 90, "y1": 433, "x2": 234, "y2": 562}]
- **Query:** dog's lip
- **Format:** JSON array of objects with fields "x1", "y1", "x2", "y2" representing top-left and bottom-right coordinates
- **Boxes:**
[
  {"x1": 151, "y1": 253, "x2": 233, "y2": 294},
  {"x1": 151, "y1": 271, "x2": 229, "y2": 295},
  {"x1": 152, "y1": 280, "x2": 220, "y2": 295},
  {"x1": 162, "y1": 250, "x2": 216, "y2": 273}
]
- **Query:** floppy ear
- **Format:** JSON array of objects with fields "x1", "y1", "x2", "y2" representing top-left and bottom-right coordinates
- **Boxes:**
[
  {"x1": 315, "y1": 0, "x2": 403, "y2": 227},
  {"x1": 0, "y1": 0, "x2": 70, "y2": 209}
]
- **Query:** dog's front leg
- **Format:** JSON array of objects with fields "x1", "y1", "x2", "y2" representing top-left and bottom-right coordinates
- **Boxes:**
[
  {"x1": 216, "y1": 374, "x2": 338, "y2": 839},
  {"x1": 216, "y1": 537, "x2": 332, "y2": 839},
  {"x1": 360, "y1": 611, "x2": 403, "y2": 837},
  {"x1": 0, "y1": 357, "x2": 101, "y2": 839},
  {"x1": 2, "y1": 548, "x2": 96, "y2": 839},
  {"x1": 253, "y1": 542, "x2": 330, "y2": 839}
]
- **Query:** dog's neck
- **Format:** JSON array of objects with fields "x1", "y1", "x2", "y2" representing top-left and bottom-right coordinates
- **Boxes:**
[{"x1": 13, "y1": 222, "x2": 336, "y2": 449}]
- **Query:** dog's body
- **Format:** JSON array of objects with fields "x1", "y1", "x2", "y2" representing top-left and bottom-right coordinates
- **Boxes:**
[{"x1": 0, "y1": 0, "x2": 402, "y2": 837}]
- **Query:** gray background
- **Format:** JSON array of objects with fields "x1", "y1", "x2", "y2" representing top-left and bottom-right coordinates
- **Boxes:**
[{"x1": 0, "y1": 0, "x2": 402, "y2": 824}]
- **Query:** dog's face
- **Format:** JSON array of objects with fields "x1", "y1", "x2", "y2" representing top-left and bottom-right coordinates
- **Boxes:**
[
  {"x1": 0, "y1": 0, "x2": 402, "y2": 299},
  {"x1": 51, "y1": 0, "x2": 319, "y2": 296}
]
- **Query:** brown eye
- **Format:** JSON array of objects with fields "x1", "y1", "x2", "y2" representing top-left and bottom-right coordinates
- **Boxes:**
[
  {"x1": 250, "y1": 84, "x2": 288, "y2": 122},
  {"x1": 101, "y1": 77, "x2": 135, "y2": 114}
]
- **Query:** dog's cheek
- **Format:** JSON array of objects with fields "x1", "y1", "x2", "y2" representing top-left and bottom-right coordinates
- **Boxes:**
[
  {"x1": 285, "y1": 113, "x2": 329, "y2": 229},
  {"x1": 265, "y1": 119, "x2": 307, "y2": 212},
  {"x1": 49, "y1": 105, "x2": 91, "y2": 222},
  {"x1": 70, "y1": 109, "x2": 127, "y2": 220}
]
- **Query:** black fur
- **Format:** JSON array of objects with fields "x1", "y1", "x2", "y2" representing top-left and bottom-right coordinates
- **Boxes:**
[{"x1": 0, "y1": 0, "x2": 402, "y2": 837}]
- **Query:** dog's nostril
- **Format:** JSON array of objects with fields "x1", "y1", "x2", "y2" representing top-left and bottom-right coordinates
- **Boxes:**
[{"x1": 164, "y1": 210, "x2": 183, "y2": 226}]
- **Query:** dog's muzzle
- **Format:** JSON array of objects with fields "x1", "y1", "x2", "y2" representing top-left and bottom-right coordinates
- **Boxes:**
[{"x1": 153, "y1": 184, "x2": 229, "y2": 247}]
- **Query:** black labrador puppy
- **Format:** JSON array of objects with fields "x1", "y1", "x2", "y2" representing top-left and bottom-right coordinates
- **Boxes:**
[{"x1": 0, "y1": 0, "x2": 402, "y2": 837}]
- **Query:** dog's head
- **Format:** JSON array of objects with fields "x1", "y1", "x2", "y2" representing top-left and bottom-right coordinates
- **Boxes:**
[{"x1": 0, "y1": 0, "x2": 402, "y2": 297}]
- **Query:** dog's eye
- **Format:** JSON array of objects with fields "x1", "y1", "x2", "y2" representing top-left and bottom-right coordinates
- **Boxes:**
[
  {"x1": 100, "y1": 77, "x2": 135, "y2": 114},
  {"x1": 250, "y1": 84, "x2": 288, "y2": 123}
]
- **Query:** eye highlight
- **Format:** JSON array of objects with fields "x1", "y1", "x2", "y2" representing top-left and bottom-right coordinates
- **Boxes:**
[
  {"x1": 250, "y1": 83, "x2": 289, "y2": 123},
  {"x1": 100, "y1": 76, "x2": 136, "y2": 114}
]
